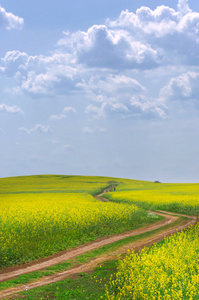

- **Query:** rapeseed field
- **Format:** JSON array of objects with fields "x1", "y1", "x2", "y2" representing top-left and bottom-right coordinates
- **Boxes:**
[
  {"x1": 103, "y1": 180, "x2": 199, "y2": 300},
  {"x1": 1, "y1": 174, "x2": 198, "y2": 300},
  {"x1": 105, "y1": 223, "x2": 199, "y2": 300},
  {"x1": 0, "y1": 176, "x2": 154, "y2": 268},
  {"x1": 105, "y1": 182, "x2": 199, "y2": 215}
]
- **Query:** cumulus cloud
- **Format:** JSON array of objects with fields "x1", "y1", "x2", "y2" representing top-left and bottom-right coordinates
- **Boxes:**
[
  {"x1": 177, "y1": 0, "x2": 192, "y2": 14},
  {"x1": 1, "y1": 1, "x2": 199, "y2": 80},
  {"x1": 1, "y1": 51, "x2": 29, "y2": 76},
  {"x1": 1, "y1": 51, "x2": 82, "y2": 95},
  {"x1": 59, "y1": 24, "x2": 160, "y2": 70},
  {"x1": 130, "y1": 95, "x2": 167, "y2": 119},
  {"x1": 106, "y1": 1, "x2": 199, "y2": 66},
  {"x1": 86, "y1": 97, "x2": 167, "y2": 119},
  {"x1": 20, "y1": 124, "x2": 51, "y2": 134},
  {"x1": 79, "y1": 74, "x2": 146, "y2": 102},
  {"x1": 0, "y1": 6, "x2": 24, "y2": 30},
  {"x1": 160, "y1": 71, "x2": 199, "y2": 102},
  {"x1": 83, "y1": 74, "x2": 167, "y2": 119},
  {"x1": 50, "y1": 106, "x2": 76, "y2": 121},
  {"x1": 1, "y1": 1, "x2": 199, "y2": 120},
  {"x1": 0, "y1": 103, "x2": 24, "y2": 114}
]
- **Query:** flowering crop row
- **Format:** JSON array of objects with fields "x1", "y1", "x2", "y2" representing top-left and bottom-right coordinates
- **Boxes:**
[
  {"x1": 105, "y1": 186, "x2": 199, "y2": 215},
  {"x1": 105, "y1": 223, "x2": 199, "y2": 299}
]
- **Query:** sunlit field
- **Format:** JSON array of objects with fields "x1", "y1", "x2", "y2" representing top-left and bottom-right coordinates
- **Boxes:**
[
  {"x1": 0, "y1": 175, "x2": 156, "y2": 269},
  {"x1": 105, "y1": 223, "x2": 199, "y2": 300},
  {"x1": 1, "y1": 175, "x2": 198, "y2": 300},
  {"x1": 105, "y1": 181, "x2": 199, "y2": 215},
  {"x1": 0, "y1": 175, "x2": 115, "y2": 195},
  {"x1": 103, "y1": 180, "x2": 199, "y2": 300}
]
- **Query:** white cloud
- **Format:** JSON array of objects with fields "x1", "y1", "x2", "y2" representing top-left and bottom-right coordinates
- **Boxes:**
[
  {"x1": 80, "y1": 74, "x2": 146, "y2": 102},
  {"x1": 19, "y1": 124, "x2": 51, "y2": 134},
  {"x1": 107, "y1": 6, "x2": 178, "y2": 37},
  {"x1": 1, "y1": 51, "x2": 82, "y2": 95},
  {"x1": 86, "y1": 96, "x2": 167, "y2": 119},
  {"x1": 50, "y1": 114, "x2": 66, "y2": 121},
  {"x1": 50, "y1": 106, "x2": 76, "y2": 121},
  {"x1": 0, "y1": 103, "x2": 24, "y2": 114},
  {"x1": 106, "y1": 1, "x2": 199, "y2": 66},
  {"x1": 1, "y1": 1, "x2": 199, "y2": 84},
  {"x1": 83, "y1": 74, "x2": 167, "y2": 119},
  {"x1": 177, "y1": 0, "x2": 192, "y2": 14},
  {"x1": 63, "y1": 107, "x2": 76, "y2": 113},
  {"x1": 160, "y1": 71, "x2": 199, "y2": 101},
  {"x1": 130, "y1": 95, "x2": 168, "y2": 119},
  {"x1": 0, "y1": 1, "x2": 198, "y2": 120},
  {"x1": 85, "y1": 104, "x2": 106, "y2": 119},
  {"x1": 0, "y1": 6, "x2": 24, "y2": 30},
  {"x1": 59, "y1": 24, "x2": 160, "y2": 70}
]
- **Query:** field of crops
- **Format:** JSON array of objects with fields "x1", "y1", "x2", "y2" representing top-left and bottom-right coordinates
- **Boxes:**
[
  {"x1": 103, "y1": 181, "x2": 199, "y2": 300},
  {"x1": 0, "y1": 175, "x2": 117, "y2": 195},
  {"x1": 0, "y1": 175, "x2": 157, "y2": 269},
  {"x1": 105, "y1": 182, "x2": 199, "y2": 215},
  {"x1": 1, "y1": 175, "x2": 198, "y2": 300},
  {"x1": 105, "y1": 222, "x2": 199, "y2": 300}
]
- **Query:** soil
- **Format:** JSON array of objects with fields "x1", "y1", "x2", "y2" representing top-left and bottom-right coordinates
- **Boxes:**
[{"x1": 0, "y1": 187, "x2": 198, "y2": 299}]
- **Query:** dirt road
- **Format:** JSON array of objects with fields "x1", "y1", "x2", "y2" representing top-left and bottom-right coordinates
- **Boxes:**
[{"x1": 0, "y1": 187, "x2": 198, "y2": 299}]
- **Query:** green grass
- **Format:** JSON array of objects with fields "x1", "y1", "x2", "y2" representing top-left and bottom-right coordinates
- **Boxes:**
[{"x1": 8, "y1": 260, "x2": 117, "y2": 300}]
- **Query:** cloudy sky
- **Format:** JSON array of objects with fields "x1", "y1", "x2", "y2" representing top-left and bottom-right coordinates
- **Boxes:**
[{"x1": 0, "y1": 0, "x2": 199, "y2": 183}]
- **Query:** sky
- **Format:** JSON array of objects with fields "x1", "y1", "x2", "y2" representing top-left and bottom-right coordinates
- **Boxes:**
[{"x1": 0, "y1": 0, "x2": 199, "y2": 183}]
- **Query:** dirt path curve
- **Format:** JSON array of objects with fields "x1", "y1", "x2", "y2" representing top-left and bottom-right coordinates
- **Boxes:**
[
  {"x1": 0, "y1": 188, "x2": 198, "y2": 299},
  {"x1": 93, "y1": 185, "x2": 113, "y2": 201}
]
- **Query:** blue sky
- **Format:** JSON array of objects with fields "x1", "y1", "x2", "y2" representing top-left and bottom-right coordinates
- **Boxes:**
[{"x1": 0, "y1": 0, "x2": 199, "y2": 182}]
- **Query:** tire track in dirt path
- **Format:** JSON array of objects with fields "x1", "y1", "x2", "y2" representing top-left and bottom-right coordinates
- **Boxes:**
[{"x1": 0, "y1": 188, "x2": 198, "y2": 299}]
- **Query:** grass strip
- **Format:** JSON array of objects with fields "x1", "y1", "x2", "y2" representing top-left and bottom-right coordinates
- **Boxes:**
[{"x1": 11, "y1": 260, "x2": 118, "y2": 300}]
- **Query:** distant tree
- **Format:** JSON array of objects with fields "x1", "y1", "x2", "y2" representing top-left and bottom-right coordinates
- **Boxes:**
[{"x1": 154, "y1": 180, "x2": 161, "y2": 183}]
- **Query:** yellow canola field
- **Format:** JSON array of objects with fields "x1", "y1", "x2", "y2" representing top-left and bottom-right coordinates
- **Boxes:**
[
  {"x1": 0, "y1": 192, "x2": 149, "y2": 268},
  {"x1": 105, "y1": 223, "x2": 199, "y2": 300},
  {"x1": 105, "y1": 189, "x2": 199, "y2": 215}
]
